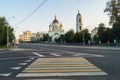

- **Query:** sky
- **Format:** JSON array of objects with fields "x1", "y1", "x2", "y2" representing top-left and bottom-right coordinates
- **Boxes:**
[{"x1": 0, "y1": 0, "x2": 110, "y2": 38}]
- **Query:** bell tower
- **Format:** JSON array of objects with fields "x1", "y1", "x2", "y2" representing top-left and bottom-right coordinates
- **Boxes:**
[{"x1": 76, "y1": 10, "x2": 83, "y2": 32}]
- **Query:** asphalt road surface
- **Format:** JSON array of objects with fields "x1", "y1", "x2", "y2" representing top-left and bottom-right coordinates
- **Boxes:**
[{"x1": 0, "y1": 43, "x2": 120, "y2": 80}]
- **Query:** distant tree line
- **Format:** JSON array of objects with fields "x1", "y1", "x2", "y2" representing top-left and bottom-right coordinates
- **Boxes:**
[
  {"x1": 47, "y1": 29, "x2": 91, "y2": 44},
  {"x1": 40, "y1": 29, "x2": 91, "y2": 44},
  {"x1": 0, "y1": 17, "x2": 15, "y2": 46}
]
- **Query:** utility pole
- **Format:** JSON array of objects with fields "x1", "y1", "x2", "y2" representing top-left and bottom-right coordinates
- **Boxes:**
[{"x1": 7, "y1": 26, "x2": 9, "y2": 47}]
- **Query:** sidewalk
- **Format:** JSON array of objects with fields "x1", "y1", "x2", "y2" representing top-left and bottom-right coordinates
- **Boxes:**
[
  {"x1": 37, "y1": 43, "x2": 120, "y2": 51},
  {"x1": 0, "y1": 49, "x2": 5, "y2": 50},
  {"x1": 0, "y1": 45, "x2": 18, "y2": 51}
]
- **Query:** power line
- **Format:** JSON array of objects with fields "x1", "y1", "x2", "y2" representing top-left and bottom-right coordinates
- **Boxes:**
[
  {"x1": 13, "y1": 0, "x2": 47, "y2": 26},
  {"x1": 71, "y1": 0, "x2": 81, "y2": 9}
]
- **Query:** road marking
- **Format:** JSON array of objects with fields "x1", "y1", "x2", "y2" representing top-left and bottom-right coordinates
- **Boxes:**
[
  {"x1": 0, "y1": 73, "x2": 12, "y2": 77},
  {"x1": 34, "y1": 57, "x2": 88, "y2": 63},
  {"x1": 29, "y1": 58, "x2": 35, "y2": 60},
  {"x1": 0, "y1": 56, "x2": 37, "y2": 61},
  {"x1": 28, "y1": 64, "x2": 94, "y2": 68},
  {"x1": 37, "y1": 47, "x2": 105, "y2": 58},
  {"x1": 24, "y1": 60, "x2": 32, "y2": 62},
  {"x1": 23, "y1": 68, "x2": 101, "y2": 73},
  {"x1": 11, "y1": 67, "x2": 21, "y2": 70},
  {"x1": 33, "y1": 52, "x2": 44, "y2": 57},
  {"x1": 30, "y1": 62, "x2": 91, "y2": 65},
  {"x1": 26, "y1": 66, "x2": 97, "y2": 70},
  {"x1": 17, "y1": 72, "x2": 107, "y2": 77},
  {"x1": 73, "y1": 53, "x2": 104, "y2": 57},
  {"x1": 50, "y1": 53, "x2": 61, "y2": 57},
  {"x1": 19, "y1": 63, "x2": 27, "y2": 65}
]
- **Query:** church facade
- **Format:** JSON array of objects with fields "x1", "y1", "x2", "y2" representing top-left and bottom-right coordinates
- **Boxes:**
[
  {"x1": 76, "y1": 10, "x2": 83, "y2": 32},
  {"x1": 48, "y1": 16, "x2": 64, "y2": 42}
]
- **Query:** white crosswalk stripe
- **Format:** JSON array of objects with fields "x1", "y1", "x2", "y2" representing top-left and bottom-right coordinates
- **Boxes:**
[
  {"x1": 19, "y1": 63, "x2": 27, "y2": 66},
  {"x1": 50, "y1": 53, "x2": 61, "y2": 57},
  {"x1": 33, "y1": 52, "x2": 45, "y2": 57},
  {"x1": 0, "y1": 73, "x2": 12, "y2": 77},
  {"x1": 24, "y1": 60, "x2": 32, "y2": 62},
  {"x1": 11, "y1": 67, "x2": 21, "y2": 70}
]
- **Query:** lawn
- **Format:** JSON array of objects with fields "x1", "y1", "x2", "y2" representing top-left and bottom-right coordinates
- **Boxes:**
[{"x1": 0, "y1": 45, "x2": 8, "y2": 49}]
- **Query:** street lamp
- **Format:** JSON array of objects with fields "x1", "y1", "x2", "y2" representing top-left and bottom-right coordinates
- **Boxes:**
[
  {"x1": 82, "y1": 32, "x2": 85, "y2": 45},
  {"x1": 7, "y1": 16, "x2": 15, "y2": 47},
  {"x1": 13, "y1": 27, "x2": 18, "y2": 46}
]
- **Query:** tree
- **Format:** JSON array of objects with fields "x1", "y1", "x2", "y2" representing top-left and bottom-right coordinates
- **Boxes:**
[
  {"x1": 97, "y1": 23, "x2": 114, "y2": 43},
  {"x1": 105, "y1": 0, "x2": 120, "y2": 42},
  {"x1": 97, "y1": 23, "x2": 106, "y2": 42},
  {"x1": 42, "y1": 34, "x2": 49, "y2": 42},
  {"x1": 74, "y1": 29, "x2": 91, "y2": 44},
  {"x1": 104, "y1": 0, "x2": 120, "y2": 25},
  {"x1": 74, "y1": 32, "x2": 82, "y2": 43},
  {"x1": 65, "y1": 30, "x2": 74, "y2": 43},
  {"x1": 93, "y1": 34, "x2": 99, "y2": 42},
  {"x1": 0, "y1": 17, "x2": 14, "y2": 46},
  {"x1": 81, "y1": 29, "x2": 91, "y2": 44},
  {"x1": 57, "y1": 34, "x2": 65, "y2": 43}
]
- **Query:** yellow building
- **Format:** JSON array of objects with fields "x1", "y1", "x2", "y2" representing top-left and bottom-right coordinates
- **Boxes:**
[{"x1": 23, "y1": 31, "x2": 33, "y2": 42}]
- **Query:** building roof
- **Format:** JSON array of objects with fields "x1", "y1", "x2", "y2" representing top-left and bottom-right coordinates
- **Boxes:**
[{"x1": 52, "y1": 15, "x2": 59, "y2": 24}]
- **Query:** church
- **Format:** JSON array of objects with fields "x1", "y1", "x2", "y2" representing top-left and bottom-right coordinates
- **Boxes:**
[
  {"x1": 48, "y1": 15, "x2": 64, "y2": 42},
  {"x1": 48, "y1": 11, "x2": 83, "y2": 42}
]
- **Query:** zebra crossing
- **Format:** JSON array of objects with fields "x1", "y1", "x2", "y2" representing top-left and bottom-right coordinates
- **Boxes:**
[
  {"x1": 17, "y1": 57, "x2": 107, "y2": 78},
  {"x1": 31, "y1": 51, "x2": 104, "y2": 58}
]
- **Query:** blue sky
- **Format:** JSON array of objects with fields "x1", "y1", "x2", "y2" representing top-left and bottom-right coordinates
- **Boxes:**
[{"x1": 0, "y1": 0, "x2": 110, "y2": 38}]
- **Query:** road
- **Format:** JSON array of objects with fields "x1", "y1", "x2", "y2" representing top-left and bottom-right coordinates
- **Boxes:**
[{"x1": 0, "y1": 43, "x2": 120, "y2": 80}]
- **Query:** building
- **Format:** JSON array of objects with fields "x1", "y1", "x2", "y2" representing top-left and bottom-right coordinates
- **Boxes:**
[
  {"x1": 30, "y1": 33, "x2": 37, "y2": 42},
  {"x1": 18, "y1": 35, "x2": 24, "y2": 42},
  {"x1": 19, "y1": 31, "x2": 46, "y2": 43},
  {"x1": 48, "y1": 15, "x2": 64, "y2": 42},
  {"x1": 76, "y1": 10, "x2": 83, "y2": 32},
  {"x1": 91, "y1": 27, "x2": 98, "y2": 41},
  {"x1": 31, "y1": 32, "x2": 46, "y2": 42},
  {"x1": 23, "y1": 31, "x2": 33, "y2": 42},
  {"x1": 19, "y1": 31, "x2": 33, "y2": 42}
]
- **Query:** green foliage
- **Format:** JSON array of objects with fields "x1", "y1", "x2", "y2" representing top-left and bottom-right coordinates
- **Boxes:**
[
  {"x1": 55, "y1": 35, "x2": 65, "y2": 43},
  {"x1": 42, "y1": 34, "x2": 51, "y2": 42},
  {"x1": 42, "y1": 34, "x2": 49, "y2": 41},
  {"x1": 0, "y1": 17, "x2": 14, "y2": 45},
  {"x1": 74, "y1": 32, "x2": 82, "y2": 43},
  {"x1": 104, "y1": 0, "x2": 120, "y2": 25},
  {"x1": 61, "y1": 29, "x2": 91, "y2": 44},
  {"x1": 93, "y1": 34, "x2": 99, "y2": 42},
  {"x1": 104, "y1": 0, "x2": 120, "y2": 42},
  {"x1": 0, "y1": 45, "x2": 9, "y2": 49},
  {"x1": 112, "y1": 22, "x2": 120, "y2": 40},
  {"x1": 64, "y1": 30, "x2": 74, "y2": 43},
  {"x1": 74, "y1": 29, "x2": 91, "y2": 43},
  {"x1": 96, "y1": 23, "x2": 114, "y2": 43},
  {"x1": 81, "y1": 29, "x2": 91, "y2": 43},
  {"x1": 97, "y1": 23, "x2": 106, "y2": 41}
]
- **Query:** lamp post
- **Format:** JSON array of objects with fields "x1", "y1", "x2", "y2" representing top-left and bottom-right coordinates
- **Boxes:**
[
  {"x1": 7, "y1": 16, "x2": 15, "y2": 47},
  {"x1": 83, "y1": 32, "x2": 85, "y2": 45},
  {"x1": 13, "y1": 27, "x2": 18, "y2": 46}
]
